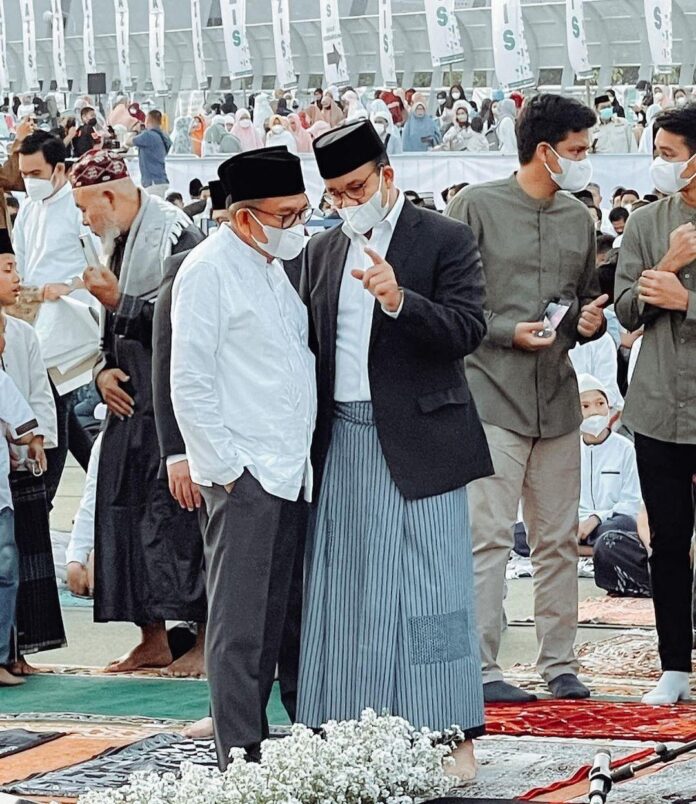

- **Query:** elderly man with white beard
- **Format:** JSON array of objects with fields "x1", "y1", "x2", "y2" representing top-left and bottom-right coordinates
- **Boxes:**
[{"x1": 69, "y1": 149, "x2": 207, "y2": 676}]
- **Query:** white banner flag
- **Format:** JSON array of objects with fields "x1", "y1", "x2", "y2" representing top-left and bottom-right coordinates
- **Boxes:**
[
  {"x1": 190, "y1": 0, "x2": 208, "y2": 89},
  {"x1": 424, "y1": 0, "x2": 464, "y2": 68},
  {"x1": 148, "y1": 0, "x2": 167, "y2": 94},
  {"x1": 82, "y1": 0, "x2": 97, "y2": 75},
  {"x1": 220, "y1": 0, "x2": 253, "y2": 80},
  {"x1": 272, "y1": 0, "x2": 296, "y2": 89},
  {"x1": 50, "y1": 0, "x2": 69, "y2": 92},
  {"x1": 379, "y1": 0, "x2": 397, "y2": 86},
  {"x1": 0, "y1": 4, "x2": 9, "y2": 94},
  {"x1": 320, "y1": 0, "x2": 350, "y2": 87},
  {"x1": 114, "y1": 0, "x2": 133, "y2": 90},
  {"x1": 644, "y1": 0, "x2": 673, "y2": 72},
  {"x1": 491, "y1": 0, "x2": 535, "y2": 90},
  {"x1": 21, "y1": 0, "x2": 39, "y2": 91},
  {"x1": 566, "y1": 0, "x2": 593, "y2": 80}
]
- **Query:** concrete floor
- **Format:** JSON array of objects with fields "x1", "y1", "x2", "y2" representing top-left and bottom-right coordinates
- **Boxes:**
[{"x1": 42, "y1": 457, "x2": 622, "y2": 671}]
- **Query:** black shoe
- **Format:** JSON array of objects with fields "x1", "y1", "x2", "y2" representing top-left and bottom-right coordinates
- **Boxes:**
[
  {"x1": 483, "y1": 680, "x2": 538, "y2": 703},
  {"x1": 548, "y1": 673, "x2": 590, "y2": 700}
]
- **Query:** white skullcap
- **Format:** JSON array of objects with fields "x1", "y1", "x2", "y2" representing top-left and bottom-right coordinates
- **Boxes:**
[{"x1": 577, "y1": 373, "x2": 609, "y2": 400}]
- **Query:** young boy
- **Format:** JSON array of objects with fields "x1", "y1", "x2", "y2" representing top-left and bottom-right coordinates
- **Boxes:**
[
  {"x1": 0, "y1": 368, "x2": 39, "y2": 686},
  {"x1": 577, "y1": 374, "x2": 649, "y2": 596}
]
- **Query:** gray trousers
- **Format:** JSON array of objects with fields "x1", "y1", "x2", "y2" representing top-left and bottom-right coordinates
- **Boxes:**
[
  {"x1": 468, "y1": 423, "x2": 581, "y2": 684},
  {"x1": 199, "y1": 470, "x2": 306, "y2": 770}
]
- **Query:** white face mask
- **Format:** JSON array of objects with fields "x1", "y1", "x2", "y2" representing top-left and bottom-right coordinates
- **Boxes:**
[
  {"x1": 544, "y1": 146, "x2": 594, "y2": 193},
  {"x1": 336, "y1": 169, "x2": 389, "y2": 236},
  {"x1": 580, "y1": 413, "x2": 610, "y2": 438},
  {"x1": 24, "y1": 175, "x2": 55, "y2": 203},
  {"x1": 624, "y1": 203, "x2": 633, "y2": 214},
  {"x1": 239, "y1": 118, "x2": 251, "y2": 128},
  {"x1": 247, "y1": 211, "x2": 305, "y2": 260},
  {"x1": 650, "y1": 155, "x2": 696, "y2": 195},
  {"x1": 375, "y1": 122, "x2": 387, "y2": 136},
  {"x1": 675, "y1": 96, "x2": 687, "y2": 108},
  {"x1": 271, "y1": 124, "x2": 284, "y2": 135},
  {"x1": 451, "y1": 92, "x2": 461, "y2": 100}
]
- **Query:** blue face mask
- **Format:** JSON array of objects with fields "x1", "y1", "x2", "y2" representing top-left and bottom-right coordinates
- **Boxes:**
[{"x1": 600, "y1": 108, "x2": 614, "y2": 122}]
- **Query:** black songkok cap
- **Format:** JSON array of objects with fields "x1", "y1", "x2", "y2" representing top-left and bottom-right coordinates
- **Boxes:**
[
  {"x1": 594, "y1": 94, "x2": 611, "y2": 105},
  {"x1": 218, "y1": 146, "x2": 305, "y2": 204},
  {"x1": 189, "y1": 178, "x2": 203, "y2": 198},
  {"x1": 208, "y1": 179, "x2": 230, "y2": 212},
  {"x1": 313, "y1": 119, "x2": 386, "y2": 180},
  {"x1": 0, "y1": 228, "x2": 14, "y2": 255}
]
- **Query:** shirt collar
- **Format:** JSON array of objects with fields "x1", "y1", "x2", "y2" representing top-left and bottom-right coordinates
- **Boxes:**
[
  {"x1": 341, "y1": 189, "x2": 405, "y2": 243},
  {"x1": 42, "y1": 181, "x2": 72, "y2": 207},
  {"x1": 507, "y1": 172, "x2": 556, "y2": 211}
]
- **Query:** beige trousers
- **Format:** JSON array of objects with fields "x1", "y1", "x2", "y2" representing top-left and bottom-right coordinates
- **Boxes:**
[{"x1": 468, "y1": 422, "x2": 581, "y2": 683}]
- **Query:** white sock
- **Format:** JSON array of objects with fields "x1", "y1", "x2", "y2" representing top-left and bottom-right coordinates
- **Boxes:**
[{"x1": 641, "y1": 671, "x2": 691, "y2": 705}]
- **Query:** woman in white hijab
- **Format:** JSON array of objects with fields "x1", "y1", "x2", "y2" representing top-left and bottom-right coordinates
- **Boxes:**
[
  {"x1": 253, "y1": 93, "x2": 275, "y2": 135},
  {"x1": 265, "y1": 114, "x2": 298, "y2": 154},
  {"x1": 496, "y1": 99, "x2": 518, "y2": 156},
  {"x1": 202, "y1": 115, "x2": 227, "y2": 156},
  {"x1": 230, "y1": 108, "x2": 265, "y2": 152},
  {"x1": 638, "y1": 103, "x2": 663, "y2": 155},
  {"x1": 369, "y1": 100, "x2": 402, "y2": 155}
]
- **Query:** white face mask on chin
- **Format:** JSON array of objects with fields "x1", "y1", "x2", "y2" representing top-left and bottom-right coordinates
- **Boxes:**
[
  {"x1": 247, "y1": 211, "x2": 305, "y2": 261},
  {"x1": 24, "y1": 175, "x2": 55, "y2": 202},
  {"x1": 580, "y1": 413, "x2": 610, "y2": 438},
  {"x1": 650, "y1": 155, "x2": 696, "y2": 195},
  {"x1": 544, "y1": 146, "x2": 593, "y2": 193},
  {"x1": 337, "y1": 169, "x2": 389, "y2": 236},
  {"x1": 239, "y1": 118, "x2": 251, "y2": 128}
]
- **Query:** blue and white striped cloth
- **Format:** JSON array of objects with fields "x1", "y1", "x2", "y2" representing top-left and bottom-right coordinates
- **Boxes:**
[{"x1": 298, "y1": 401, "x2": 485, "y2": 735}]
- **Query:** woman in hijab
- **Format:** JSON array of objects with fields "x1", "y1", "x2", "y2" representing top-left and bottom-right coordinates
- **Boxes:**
[
  {"x1": 253, "y1": 93, "x2": 275, "y2": 134},
  {"x1": 230, "y1": 108, "x2": 265, "y2": 151},
  {"x1": 220, "y1": 115, "x2": 243, "y2": 153},
  {"x1": 203, "y1": 114, "x2": 227, "y2": 155},
  {"x1": 307, "y1": 120, "x2": 331, "y2": 142},
  {"x1": 673, "y1": 87, "x2": 689, "y2": 108},
  {"x1": 638, "y1": 103, "x2": 664, "y2": 154},
  {"x1": 171, "y1": 116, "x2": 193, "y2": 155},
  {"x1": 308, "y1": 93, "x2": 345, "y2": 128},
  {"x1": 342, "y1": 90, "x2": 366, "y2": 122},
  {"x1": 496, "y1": 98, "x2": 518, "y2": 156},
  {"x1": 287, "y1": 113, "x2": 313, "y2": 153},
  {"x1": 401, "y1": 100, "x2": 442, "y2": 152},
  {"x1": 275, "y1": 97, "x2": 291, "y2": 117},
  {"x1": 189, "y1": 114, "x2": 207, "y2": 157},
  {"x1": 652, "y1": 84, "x2": 672, "y2": 109},
  {"x1": 221, "y1": 93, "x2": 238, "y2": 115},
  {"x1": 108, "y1": 96, "x2": 139, "y2": 131},
  {"x1": 265, "y1": 114, "x2": 298, "y2": 154},
  {"x1": 370, "y1": 108, "x2": 402, "y2": 155},
  {"x1": 479, "y1": 98, "x2": 496, "y2": 133},
  {"x1": 442, "y1": 101, "x2": 475, "y2": 151},
  {"x1": 379, "y1": 90, "x2": 407, "y2": 127}
]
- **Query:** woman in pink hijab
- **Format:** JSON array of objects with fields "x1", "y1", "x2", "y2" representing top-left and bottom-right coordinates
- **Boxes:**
[
  {"x1": 307, "y1": 120, "x2": 331, "y2": 141},
  {"x1": 287, "y1": 113, "x2": 313, "y2": 153},
  {"x1": 230, "y1": 108, "x2": 265, "y2": 151}
]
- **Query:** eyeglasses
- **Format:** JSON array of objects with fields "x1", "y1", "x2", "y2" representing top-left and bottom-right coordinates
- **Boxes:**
[
  {"x1": 323, "y1": 167, "x2": 381, "y2": 206},
  {"x1": 246, "y1": 205, "x2": 314, "y2": 229}
]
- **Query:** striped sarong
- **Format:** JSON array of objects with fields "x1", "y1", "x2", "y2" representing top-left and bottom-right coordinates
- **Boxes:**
[
  {"x1": 9, "y1": 472, "x2": 66, "y2": 657},
  {"x1": 298, "y1": 402, "x2": 484, "y2": 736}
]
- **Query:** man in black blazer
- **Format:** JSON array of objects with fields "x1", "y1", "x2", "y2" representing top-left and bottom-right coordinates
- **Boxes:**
[{"x1": 297, "y1": 120, "x2": 493, "y2": 782}]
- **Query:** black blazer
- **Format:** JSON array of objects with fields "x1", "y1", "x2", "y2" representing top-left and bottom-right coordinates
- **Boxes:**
[{"x1": 301, "y1": 198, "x2": 493, "y2": 501}]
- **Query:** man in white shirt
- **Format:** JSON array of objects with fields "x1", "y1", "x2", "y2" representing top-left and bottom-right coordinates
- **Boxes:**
[
  {"x1": 170, "y1": 147, "x2": 316, "y2": 769},
  {"x1": 593, "y1": 95, "x2": 637, "y2": 154},
  {"x1": 15, "y1": 131, "x2": 94, "y2": 504}
]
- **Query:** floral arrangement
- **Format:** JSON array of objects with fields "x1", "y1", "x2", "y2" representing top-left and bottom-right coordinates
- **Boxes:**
[{"x1": 79, "y1": 709, "x2": 459, "y2": 804}]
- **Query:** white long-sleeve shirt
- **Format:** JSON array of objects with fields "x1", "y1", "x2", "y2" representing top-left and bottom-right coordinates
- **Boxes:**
[
  {"x1": 13, "y1": 182, "x2": 90, "y2": 288},
  {"x1": 335, "y1": 191, "x2": 405, "y2": 402},
  {"x1": 2, "y1": 315, "x2": 57, "y2": 449},
  {"x1": 66, "y1": 431, "x2": 100, "y2": 567},
  {"x1": 170, "y1": 224, "x2": 317, "y2": 502},
  {"x1": 579, "y1": 431, "x2": 642, "y2": 523},
  {"x1": 0, "y1": 372, "x2": 37, "y2": 512},
  {"x1": 569, "y1": 332, "x2": 624, "y2": 411}
]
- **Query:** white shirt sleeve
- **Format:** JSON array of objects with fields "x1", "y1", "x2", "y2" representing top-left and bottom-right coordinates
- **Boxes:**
[
  {"x1": 613, "y1": 442, "x2": 643, "y2": 521},
  {"x1": 26, "y1": 326, "x2": 58, "y2": 447},
  {"x1": 66, "y1": 431, "x2": 100, "y2": 567},
  {"x1": 13, "y1": 206, "x2": 27, "y2": 282},
  {"x1": 170, "y1": 263, "x2": 243, "y2": 487},
  {"x1": 0, "y1": 372, "x2": 36, "y2": 439}
]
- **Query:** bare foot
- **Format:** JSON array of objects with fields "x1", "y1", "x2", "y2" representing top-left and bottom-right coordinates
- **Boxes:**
[
  {"x1": 9, "y1": 656, "x2": 38, "y2": 676},
  {"x1": 105, "y1": 624, "x2": 173, "y2": 673},
  {"x1": 161, "y1": 645, "x2": 206, "y2": 678},
  {"x1": 181, "y1": 716, "x2": 214, "y2": 738},
  {"x1": 0, "y1": 667, "x2": 25, "y2": 686},
  {"x1": 444, "y1": 739, "x2": 477, "y2": 784}
]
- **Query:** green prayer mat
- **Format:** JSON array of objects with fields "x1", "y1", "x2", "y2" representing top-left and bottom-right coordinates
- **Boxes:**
[{"x1": 0, "y1": 674, "x2": 291, "y2": 725}]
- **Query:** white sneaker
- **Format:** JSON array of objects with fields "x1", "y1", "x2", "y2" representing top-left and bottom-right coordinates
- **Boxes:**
[
  {"x1": 506, "y1": 553, "x2": 534, "y2": 579},
  {"x1": 577, "y1": 557, "x2": 595, "y2": 579},
  {"x1": 642, "y1": 672, "x2": 691, "y2": 705}
]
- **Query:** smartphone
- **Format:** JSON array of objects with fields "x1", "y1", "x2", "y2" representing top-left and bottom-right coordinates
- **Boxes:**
[
  {"x1": 537, "y1": 300, "x2": 571, "y2": 338},
  {"x1": 79, "y1": 234, "x2": 101, "y2": 268}
]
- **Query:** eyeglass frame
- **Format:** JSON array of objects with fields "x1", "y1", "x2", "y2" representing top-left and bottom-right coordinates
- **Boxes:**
[
  {"x1": 323, "y1": 165, "x2": 383, "y2": 207},
  {"x1": 244, "y1": 200, "x2": 314, "y2": 230}
]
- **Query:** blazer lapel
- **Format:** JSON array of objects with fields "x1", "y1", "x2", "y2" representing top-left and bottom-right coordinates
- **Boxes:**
[
  {"x1": 319, "y1": 226, "x2": 351, "y2": 351},
  {"x1": 369, "y1": 199, "x2": 422, "y2": 350}
]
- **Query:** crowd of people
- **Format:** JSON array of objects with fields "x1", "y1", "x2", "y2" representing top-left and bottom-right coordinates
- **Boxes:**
[{"x1": 0, "y1": 81, "x2": 695, "y2": 784}]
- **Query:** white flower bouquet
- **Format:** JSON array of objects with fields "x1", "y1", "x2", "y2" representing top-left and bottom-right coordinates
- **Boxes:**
[{"x1": 79, "y1": 709, "x2": 460, "y2": 804}]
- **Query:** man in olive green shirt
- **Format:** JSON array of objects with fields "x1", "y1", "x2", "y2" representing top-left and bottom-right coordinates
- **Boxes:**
[
  {"x1": 615, "y1": 105, "x2": 696, "y2": 706},
  {"x1": 447, "y1": 94, "x2": 606, "y2": 703}
]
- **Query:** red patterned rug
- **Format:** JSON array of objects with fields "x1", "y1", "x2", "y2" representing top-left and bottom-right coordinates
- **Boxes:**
[{"x1": 486, "y1": 700, "x2": 696, "y2": 742}]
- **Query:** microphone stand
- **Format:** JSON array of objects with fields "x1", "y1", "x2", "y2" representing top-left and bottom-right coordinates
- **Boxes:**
[{"x1": 610, "y1": 739, "x2": 696, "y2": 784}]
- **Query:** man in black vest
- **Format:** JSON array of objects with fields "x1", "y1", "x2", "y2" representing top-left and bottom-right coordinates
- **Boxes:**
[{"x1": 297, "y1": 120, "x2": 493, "y2": 781}]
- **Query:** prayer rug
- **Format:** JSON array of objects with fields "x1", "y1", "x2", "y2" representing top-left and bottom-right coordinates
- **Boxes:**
[
  {"x1": 577, "y1": 596, "x2": 655, "y2": 628},
  {"x1": 485, "y1": 700, "x2": 696, "y2": 742},
  {"x1": 0, "y1": 730, "x2": 63, "y2": 759}
]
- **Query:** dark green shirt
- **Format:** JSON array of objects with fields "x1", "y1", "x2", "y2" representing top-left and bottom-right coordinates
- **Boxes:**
[
  {"x1": 446, "y1": 174, "x2": 600, "y2": 439},
  {"x1": 614, "y1": 194, "x2": 696, "y2": 444}
]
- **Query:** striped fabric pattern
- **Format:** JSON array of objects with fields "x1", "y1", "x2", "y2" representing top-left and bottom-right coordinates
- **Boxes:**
[{"x1": 298, "y1": 401, "x2": 484, "y2": 735}]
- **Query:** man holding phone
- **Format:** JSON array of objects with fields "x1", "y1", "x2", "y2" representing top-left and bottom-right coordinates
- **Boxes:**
[{"x1": 447, "y1": 94, "x2": 607, "y2": 703}]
